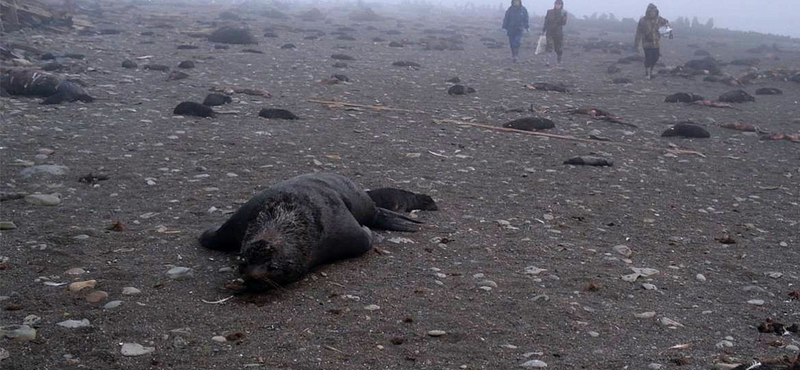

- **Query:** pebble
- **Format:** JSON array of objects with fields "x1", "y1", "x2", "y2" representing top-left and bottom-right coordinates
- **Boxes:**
[
  {"x1": 167, "y1": 267, "x2": 193, "y2": 280},
  {"x1": 716, "y1": 340, "x2": 734, "y2": 348},
  {"x1": 364, "y1": 304, "x2": 381, "y2": 311},
  {"x1": 0, "y1": 325, "x2": 36, "y2": 341},
  {"x1": 0, "y1": 347, "x2": 8, "y2": 361},
  {"x1": 780, "y1": 242, "x2": 788, "y2": 247},
  {"x1": 65, "y1": 268, "x2": 86, "y2": 276},
  {"x1": 642, "y1": 283, "x2": 657, "y2": 291},
  {"x1": 120, "y1": 343, "x2": 155, "y2": 356},
  {"x1": 427, "y1": 330, "x2": 447, "y2": 337},
  {"x1": 24, "y1": 194, "x2": 61, "y2": 206},
  {"x1": 519, "y1": 359, "x2": 548, "y2": 368},
  {"x1": 0, "y1": 222, "x2": 17, "y2": 230},
  {"x1": 20, "y1": 165, "x2": 69, "y2": 178},
  {"x1": 211, "y1": 336, "x2": 227, "y2": 343},
  {"x1": 647, "y1": 363, "x2": 664, "y2": 370},
  {"x1": 218, "y1": 267, "x2": 234, "y2": 273},
  {"x1": 104, "y1": 301, "x2": 122, "y2": 309},
  {"x1": 68, "y1": 280, "x2": 97, "y2": 292},
  {"x1": 747, "y1": 299, "x2": 765, "y2": 306},
  {"x1": 635, "y1": 312, "x2": 657, "y2": 319},
  {"x1": 23, "y1": 315, "x2": 41, "y2": 327},
  {"x1": 86, "y1": 291, "x2": 109, "y2": 303},
  {"x1": 660, "y1": 317, "x2": 684, "y2": 327},
  {"x1": 613, "y1": 245, "x2": 632, "y2": 257},
  {"x1": 588, "y1": 331, "x2": 600, "y2": 337},
  {"x1": 478, "y1": 280, "x2": 498, "y2": 288},
  {"x1": 785, "y1": 345, "x2": 799, "y2": 352},
  {"x1": 122, "y1": 287, "x2": 142, "y2": 295},
  {"x1": 696, "y1": 274, "x2": 707, "y2": 282},
  {"x1": 524, "y1": 266, "x2": 547, "y2": 275},
  {"x1": 57, "y1": 319, "x2": 91, "y2": 329}
]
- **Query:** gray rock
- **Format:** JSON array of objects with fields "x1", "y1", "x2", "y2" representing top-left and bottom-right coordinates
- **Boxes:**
[
  {"x1": 0, "y1": 346, "x2": 9, "y2": 361},
  {"x1": 647, "y1": 364, "x2": 664, "y2": 370},
  {"x1": 20, "y1": 165, "x2": 69, "y2": 178},
  {"x1": 24, "y1": 194, "x2": 61, "y2": 206},
  {"x1": 0, "y1": 222, "x2": 17, "y2": 230},
  {"x1": 696, "y1": 274, "x2": 707, "y2": 282},
  {"x1": 211, "y1": 336, "x2": 227, "y2": 343},
  {"x1": 22, "y1": 315, "x2": 41, "y2": 327},
  {"x1": 104, "y1": 301, "x2": 123, "y2": 309},
  {"x1": 785, "y1": 345, "x2": 800, "y2": 352},
  {"x1": 747, "y1": 299, "x2": 765, "y2": 306},
  {"x1": 167, "y1": 267, "x2": 193, "y2": 280},
  {"x1": 120, "y1": 343, "x2": 155, "y2": 356},
  {"x1": 122, "y1": 287, "x2": 142, "y2": 295},
  {"x1": 520, "y1": 359, "x2": 548, "y2": 368},
  {"x1": 57, "y1": 319, "x2": 91, "y2": 329},
  {"x1": 613, "y1": 245, "x2": 632, "y2": 257},
  {"x1": 364, "y1": 304, "x2": 381, "y2": 311},
  {"x1": 173, "y1": 336, "x2": 189, "y2": 349},
  {"x1": 427, "y1": 330, "x2": 447, "y2": 337},
  {"x1": 0, "y1": 325, "x2": 37, "y2": 341}
]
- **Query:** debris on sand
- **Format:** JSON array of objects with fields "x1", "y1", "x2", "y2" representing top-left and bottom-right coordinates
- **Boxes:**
[
  {"x1": 209, "y1": 86, "x2": 271, "y2": 97},
  {"x1": 203, "y1": 93, "x2": 232, "y2": 107},
  {"x1": 447, "y1": 85, "x2": 476, "y2": 95},
  {"x1": 755, "y1": 87, "x2": 782, "y2": 95},
  {"x1": 1, "y1": 69, "x2": 93, "y2": 104},
  {"x1": 258, "y1": 108, "x2": 299, "y2": 120},
  {"x1": 173, "y1": 102, "x2": 214, "y2": 118},
  {"x1": 692, "y1": 100, "x2": 736, "y2": 109},
  {"x1": 524, "y1": 82, "x2": 569, "y2": 93},
  {"x1": 502, "y1": 117, "x2": 555, "y2": 131},
  {"x1": 568, "y1": 108, "x2": 633, "y2": 126},
  {"x1": 760, "y1": 134, "x2": 800, "y2": 143},
  {"x1": 564, "y1": 156, "x2": 614, "y2": 167},
  {"x1": 757, "y1": 318, "x2": 799, "y2": 336},
  {"x1": 665, "y1": 92, "x2": 704, "y2": 103},
  {"x1": 208, "y1": 26, "x2": 257, "y2": 45},
  {"x1": 718, "y1": 123, "x2": 760, "y2": 132},
  {"x1": 719, "y1": 90, "x2": 755, "y2": 103},
  {"x1": 393, "y1": 61, "x2": 421, "y2": 67},
  {"x1": 661, "y1": 123, "x2": 710, "y2": 138}
]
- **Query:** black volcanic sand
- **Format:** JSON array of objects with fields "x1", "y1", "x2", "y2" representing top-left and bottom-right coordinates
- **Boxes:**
[{"x1": 1, "y1": 2, "x2": 799, "y2": 370}]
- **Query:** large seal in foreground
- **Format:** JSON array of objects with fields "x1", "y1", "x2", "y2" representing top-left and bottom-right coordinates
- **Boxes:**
[{"x1": 200, "y1": 173, "x2": 421, "y2": 291}]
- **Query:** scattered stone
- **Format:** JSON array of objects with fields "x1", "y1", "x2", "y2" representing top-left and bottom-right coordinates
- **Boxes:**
[
  {"x1": 258, "y1": 108, "x2": 299, "y2": 120},
  {"x1": 642, "y1": 283, "x2": 658, "y2": 291},
  {"x1": 0, "y1": 325, "x2": 36, "y2": 341},
  {"x1": 143, "y1": 64, "x2": 170, "y2": 72},
  {"x1": 0, "y1": 222, "x2": 17, "y2": 230},
  {"x1": 57, "y1": 319, "x2": 91, "y2": 329},
  {"x1": 23, "y1": 315, "x2": 41, "y2": 327},
  {"x1": 660, "y1": 317, "x2": 684, "y2": 327},
  {"x1": 211, "y1": 336, "x2": 227, "y2": 343},
  {"x1": 613, "y1": 245, "x2": 632, "y2": 257},
  {"x1": 524, "y1": 266, "x2": 547, "y2": 275},
  {"x1": 122, "y1": 287, "x2": 142, "y2": 295},
  {"x1": 0, "y1": 347, "x2": 8, "y2": 361},
  {"x1": 520, "y1": 359, "x2": 548, "y2": 368},
  {"x1": 69, "y1": 280, "x2": 97, "y2": 292},
  {"x1": 647, "y1": 363, "x2": 664, "y2": 370},
  {"x1": 716, "y1": 340, "x2": 734, "y2": 348},
  {"x1": 447, "y1": 84, "x2": 476, "y2": 95},
  {"x1": 696, "y1": 274, "x2": 707, "y2": 282},
  {"x1": 20, "y1": 165, "x2": 69, "y2": 178},
  {"x1": 167, "y1": 267, "x2": 193, "y2": 280},
  {"x1": 748, "y1": 299, "x2": 765, "y2": 306},
  {"x1": 104, "y1": 301, "x2": 122, "y2": 309},
  {"x1": 427, "y1": 330, "x2": 447, "y2": 337},
  {"x1": 208, "y1": 26, "x2": 257, "y2": 44},
  {"x1": 174, "y1": 102, "x2": 214, "y2": 118},
  {"x1": 86, "y1": 291, "x2": 109, "y2": 303},
  {"x1": 635, "y1": 312, "x2": 657, "y2": 319},
  {"x1": 661, "y1": 123, "x2": 710, "y2": 138},
  {"x1": 364, "y1": 304, "x2": 381, "y2": 311},
  {"x1": 719, "y1": 90, "x2": 755, "y2": 103},
  {"x1": 503, "y1": 117, "x2": 555, "y2": 131},
  {"x1": 120, "y1": 343, "x2": 155, "y2": 357},
  {"x1": 563, "y1": 156, "x2": 614, "y2": 167},
  {"x1": 24, "y1": 194, "x2": 60, "y2": 206},
  {"x1": 478, "y1": 280, "x2": 498, "y2": 289},
  {"x1": 177, "y1": 60, "x2": 195, "y2": 69}
]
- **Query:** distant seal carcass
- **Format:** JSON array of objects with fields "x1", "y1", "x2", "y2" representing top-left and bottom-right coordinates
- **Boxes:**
[
  {"x1": 199, "y1": 173, "x2": 422, "y2": 291},
  {"x1": 0, "y1": 69, "x2": 94, "y2": 104}
]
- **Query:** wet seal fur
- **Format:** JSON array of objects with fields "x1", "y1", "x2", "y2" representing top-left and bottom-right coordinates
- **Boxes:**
[
  {"x1": 259, "y1": 108, "x2": 298, "y2": 120},
  {"x1": 367, "y1": 188, "x2": 438, "y2": 212},
  {"x1": 1, "y1": 69, "x2": 94, "y2": 104},
  {"x1": 661, "y1": 123, "x2": 710, "y2": 138},
  {"x1": 199, "y1": 173, "x2": 422, "y2": 291},
  {"x1": 719, "y1": 90, "x2": 755, "y2": 103}
]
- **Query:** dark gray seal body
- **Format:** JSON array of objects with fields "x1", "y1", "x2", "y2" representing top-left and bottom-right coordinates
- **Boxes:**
[
  {"x1": 200, "y1": 173, "x2": 420, "y2": 291},
  {"x1": 367, "y1": 188, "x2": 437, "y2": 212}
]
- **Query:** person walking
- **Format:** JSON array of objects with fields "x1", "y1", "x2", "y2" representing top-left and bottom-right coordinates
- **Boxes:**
[
  {"x1": 542, "y1": 0, "x2": 567, "y2": 66},
  {"x1": 502, "y1": 0, "x2": 529, "y2": 63},
  {"x1": 635, "y1": 3, "x2": 671, "y2": 79}
]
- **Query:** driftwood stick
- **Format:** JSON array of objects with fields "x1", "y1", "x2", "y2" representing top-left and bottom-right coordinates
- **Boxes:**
[
  {"x1": 307, "y1": 99, "x2": 416, "y2": 112},
  {"x1": 433, "y1": 119, "x2": 706, "y2": 157}
]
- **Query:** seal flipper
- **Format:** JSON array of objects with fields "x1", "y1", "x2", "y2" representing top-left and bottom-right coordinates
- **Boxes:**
[
  {"x1": 370, "y1": 207, "x2": 422, "y2": 232},
  {"x1": 199, "y1": 226, "x2": 242, "y2": 252}
]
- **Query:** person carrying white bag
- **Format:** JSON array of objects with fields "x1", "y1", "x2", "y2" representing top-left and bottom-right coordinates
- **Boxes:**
[{"x1": 540, "y1": 0, "x2": 567, "y2": 66}]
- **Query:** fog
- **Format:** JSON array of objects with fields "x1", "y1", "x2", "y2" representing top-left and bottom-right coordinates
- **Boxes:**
[{"x1": 536, "y1": 0, "x2": 799, "y2": 38}]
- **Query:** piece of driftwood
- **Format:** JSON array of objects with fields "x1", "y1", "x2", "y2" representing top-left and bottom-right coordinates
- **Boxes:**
[{"x1": 308, "y1": 99, "x2": 416, "y2": 112}]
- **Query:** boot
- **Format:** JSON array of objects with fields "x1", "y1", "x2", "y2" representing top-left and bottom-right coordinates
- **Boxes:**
[
  {"x1": 557, "y1": 53, "x2": 562, "y2": 64},
  {"x1": 511, "y1": 48, "x2": 519, "y2": 63}
]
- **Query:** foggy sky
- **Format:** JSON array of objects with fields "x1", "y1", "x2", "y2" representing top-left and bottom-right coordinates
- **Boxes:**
[{"x1": 510, "y1": 0, "x2": 798, "y2": 38}]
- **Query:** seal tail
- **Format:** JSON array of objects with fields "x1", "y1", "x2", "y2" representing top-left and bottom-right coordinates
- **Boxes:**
[{"x1": 372, "y1": 207, "x2": 422, "y2": 232}]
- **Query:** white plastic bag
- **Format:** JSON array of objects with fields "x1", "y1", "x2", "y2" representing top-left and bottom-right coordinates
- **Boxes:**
[{"x1": 535, "y1": 35, "x2": 547, "y2": 55}]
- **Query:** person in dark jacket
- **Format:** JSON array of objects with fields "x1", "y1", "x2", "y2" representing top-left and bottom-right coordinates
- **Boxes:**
[
  {"x1": 635, "y1": 3, "x2": 671, "y2": 79},
  {"x1": 502, "y1": 0, "x2": 529, "y2": 62},
  {"x1": 542, "y1": 0, "x2": 567, "y2": 65}
]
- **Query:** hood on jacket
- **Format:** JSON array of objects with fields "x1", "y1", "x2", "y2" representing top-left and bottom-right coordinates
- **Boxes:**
[
  {"x1": 554, "y1": 0, "x2": 563, "y2": 7},
  {"x1": 646, "y1": 3, "x2": 659, "y2": 18},
  {"x1": 511, "y1": 0, "x2": 522, "y2": 6}
]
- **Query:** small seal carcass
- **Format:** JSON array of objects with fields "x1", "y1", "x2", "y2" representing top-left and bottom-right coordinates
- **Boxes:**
[
  {"x1": 199, "y1": 173, "x2": 423, "y2": 291},
  {"x1": 1, "y1": 69, "x2": 94, "y2": 104}
]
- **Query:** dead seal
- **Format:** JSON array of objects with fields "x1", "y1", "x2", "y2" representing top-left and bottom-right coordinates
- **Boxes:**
[
  {"x1": 258, "y1": 108, "x2": 298, "y2": 120},
  {"x1": 503, "y1": 117, "x2": 555, "y2": 131},
  {"x1": 174, "y1": 102, "x2": 214, "y2": 118},
  {"x1": 665, "y1": 92, "x2": 705, "y2": 103},
  {"x1": 1, "y1": 69, "x2": 94, "y2": 104},
  {"x1": 199, "y1": 173, "x2": 422, "y2": 291},
  {"x1": 366, "y1": 188, "x2": 438, "y2": 212},
  {"x1": 203, "y1": 93, "x2": 232, "y2": 107}
]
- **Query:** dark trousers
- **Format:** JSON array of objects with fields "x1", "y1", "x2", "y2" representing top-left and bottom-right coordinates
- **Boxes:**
[
  {"x1": 508, "y1": 32, "x2": 523, "y2": 49},
  {"x1": 644, "y1": 47, "x2": 660, "y2": 68}
]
